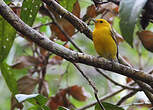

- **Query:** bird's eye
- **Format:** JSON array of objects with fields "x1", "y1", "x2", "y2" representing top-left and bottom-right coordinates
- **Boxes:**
[{"x1": 100, "y1": 21, "x2": 103, "y2": 23}]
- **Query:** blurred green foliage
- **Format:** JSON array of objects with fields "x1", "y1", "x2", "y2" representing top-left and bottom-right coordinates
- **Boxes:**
[
  {"x1": 0, "y1": 0, "x2": 153, "y2": 110},
  {"x1": 59, "y1": 0, "x2": 77, "y2": 12},
  {"x1": 119, "y1": 0, "x2": 147, "y2": 47}
]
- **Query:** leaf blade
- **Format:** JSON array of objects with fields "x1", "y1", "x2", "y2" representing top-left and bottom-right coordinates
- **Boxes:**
[
  {"x1": 119, "y1": 0, "x2": 147, "y2": 47},
  {"x1": 20, "y1": 0, "x2": 42, "y2": 26},
  {"x1": 0, "y1": 16, "x2": 16, "y2": 62},
  {"x1": 15, "y1": 94, "x2": 49, "y2": 109},
  {"x1": 0, "y1": 61, "x2": 18, "y2": 95},
  {"x1": 59, "y1": 0, "x2": 77, "y2": 12}
]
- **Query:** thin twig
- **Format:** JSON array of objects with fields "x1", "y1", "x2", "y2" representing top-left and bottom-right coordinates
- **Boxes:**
[
  {"x1": 121, "y1": 102, "x2": 152, "y2": 107},
  {"x1": 95, "y1": 68, "x2": 140, "y2": 91},
  {"x1": 38, "y1": 52, "x2": 51, "y2": 94},
  {"x1": 73, "y1": 63, "x2": 105, "y2": 110},
  {"x1": 116, "y1": 91, "x2": 137, "y2": 105},
  {"x1": 33, "y1": 22, "x2": 53, "y2": 29},
  {"x1": 136, "y1": 40, "x2": 143, "y2": 70},
  {"x1": 42, "y1": 0, "x2": 93, "y2": 40},
  {"x1": 46, "y1": 7, "x2": 83, "y2": 53},
  {"x1": 78, "y1": 88, "x2": 123, "y2": 110},
  {"x1": 56, "y1": 63, "x2": 70, "y2": 89},
  {"x1": 94, "y1": 93, "x2": 105, "y2": 110}
]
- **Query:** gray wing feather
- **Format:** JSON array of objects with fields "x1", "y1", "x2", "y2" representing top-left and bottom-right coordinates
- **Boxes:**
[{"x1": 110, "y1": 27, "x2": 119, "y2": 60}]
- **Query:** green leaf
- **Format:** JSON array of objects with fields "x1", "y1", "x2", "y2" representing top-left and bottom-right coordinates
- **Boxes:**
[
  {"x1": 41, "y1": 105, "x2": 50, "y2": 110},
  {"x1": 59, "y1": 0, "x2": 77, "y2": 12},
  {"x1": 28, "y1": 94, "x2": 48, "y2": 106},
  {"x1": 119, "y1": 0, "x2": 147, "y2": 47},
  {"x1": 0, "y1": 61, "x2": 18, "y2": 95},
  {"x1": 28, "y1": 105, "x2": 41, "y2": 110},
  {"x1": 0, "y1": 16, "x2": 16, "y2": 62},
  {"x1": 95, "y1": 102, "x2": 124, "y2": 110},
  {"x1": 4, "y1": 0, "x2": 11, "y2": 4},
  {"x1": 20, "y1": 0, "x2": 42, "y2": 26},
  {"x1": 58, "y1": 106, "x2": 70, "y2": 110},
  {"x1": 15, "y1": 94, "x2": 49, "y2": 110},
  {"x1": 28, "y1": 105, "x2": 50, "y2": 110}
]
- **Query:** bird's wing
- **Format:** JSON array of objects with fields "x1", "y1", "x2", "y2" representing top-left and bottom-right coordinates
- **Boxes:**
[{"x1": 110, "y1": 27, "x2": 119, "y2": 60}]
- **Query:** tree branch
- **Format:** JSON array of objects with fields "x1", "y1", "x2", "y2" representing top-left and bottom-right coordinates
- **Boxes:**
[
  {"x1": 136, "y1": 80, "x2": 153, "y2": 105},
  {"x1": 42, "y1": 0, "x2": 93, "y2": 40},
  {"x1": 0, "y1": 0, "x2": 153, "y2": 87}
]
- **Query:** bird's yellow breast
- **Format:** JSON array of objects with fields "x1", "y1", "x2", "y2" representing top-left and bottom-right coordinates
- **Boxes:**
[{"x1": 93, "y1": 27, "x2": 117, "y2": 60}]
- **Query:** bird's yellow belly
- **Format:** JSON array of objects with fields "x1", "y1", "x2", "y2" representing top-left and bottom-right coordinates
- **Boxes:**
[{"x1": 93, "y1": 30, "x2": 117, "y2": 60}]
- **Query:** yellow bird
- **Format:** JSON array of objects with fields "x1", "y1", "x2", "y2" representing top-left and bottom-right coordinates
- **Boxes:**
[{"x1": 92, "y1": 19, "x2": 118, "y2": 61}]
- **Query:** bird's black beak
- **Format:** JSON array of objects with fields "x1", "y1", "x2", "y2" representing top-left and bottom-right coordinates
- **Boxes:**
[{"x1": 91, "y1": 18, "x2": 97, "y2": 23}]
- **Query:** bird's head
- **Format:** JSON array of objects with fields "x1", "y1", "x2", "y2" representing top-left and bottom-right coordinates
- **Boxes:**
[{"x1": 92, "y1": 19, "x2": 110, "y2": 28}]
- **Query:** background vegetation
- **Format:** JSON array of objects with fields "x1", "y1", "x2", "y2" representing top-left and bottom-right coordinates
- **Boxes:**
[{"x1": 0, "y1": 0, "x2": 153, "y2": 110}]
